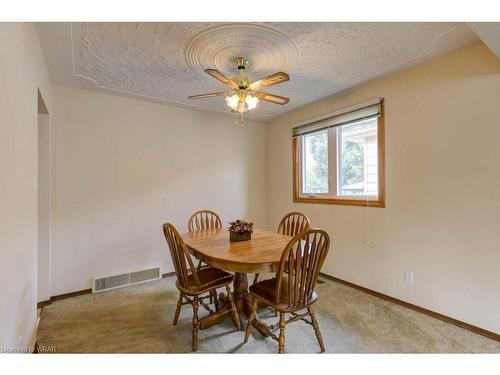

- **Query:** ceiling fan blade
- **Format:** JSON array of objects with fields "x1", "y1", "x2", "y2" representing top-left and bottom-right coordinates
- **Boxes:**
[
  {"x1": 250, "y1": 72, "x2": 289, "y2": 89},
  {"x1": 257, "y1": 92, "x2": 289, "y2": 105},
  {"x1": 188, "y1": 92, "x2": 227, "y2": 99},
  {"x1": 204, "y1": 69, "x2": 238, "y2": 89}
]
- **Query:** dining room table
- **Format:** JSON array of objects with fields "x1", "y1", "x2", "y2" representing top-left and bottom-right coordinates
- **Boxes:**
[{"x1": 181, "y1": 227, "x2": 293, "y2": 337}]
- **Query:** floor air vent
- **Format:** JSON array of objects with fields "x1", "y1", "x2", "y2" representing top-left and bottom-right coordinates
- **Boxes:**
[{"x1": 92, "y1": 267, "x2": 161, "y2": 293}]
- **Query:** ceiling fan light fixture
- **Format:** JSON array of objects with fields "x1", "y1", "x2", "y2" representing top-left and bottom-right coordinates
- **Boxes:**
[
  {"x1": 225, "y1": 91, "x2": 259, "y2": 113},
  {"x1": 245, "y1": 94, "x2": 259, "y2": 110},
  {"x1": 225, "y1": 93, "x2": 240, "y2": 111},
  {"x1": 237, "y1": 100, "x2": 246, "y2": 114}
]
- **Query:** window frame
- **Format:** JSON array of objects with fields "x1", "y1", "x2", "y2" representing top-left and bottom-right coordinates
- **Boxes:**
[{"x1": 293, "y1": 101, "x2": 385, "y2": 208}]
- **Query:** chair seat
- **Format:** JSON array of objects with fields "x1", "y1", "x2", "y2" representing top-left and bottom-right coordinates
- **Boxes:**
[
  {"x1": 249, "y1": 277, "x2": 317, "y2": 311},
  {"x1": 185, "y1": 267, "x2": 233, "y2": 292}
]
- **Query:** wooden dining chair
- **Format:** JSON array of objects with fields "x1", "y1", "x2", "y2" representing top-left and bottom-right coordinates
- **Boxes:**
[
  {"x1": 253, "y1": 211, "x2": 311, "y2": 285},
  {"x1": 162, "y1": 222, "x2": 241, "y2": 351},
  {"x1": 244, "y1": 228, "x2": 330, "y2": 354},
  {"x1": 187, "y1": 209, "x2": 223, "y2": 304},
  {"x1": 188, "y1": 209, "x2": 222, "y2": 232},
  {"x1": 277, "y1": 211, "x2": 311, "y2": 237}
]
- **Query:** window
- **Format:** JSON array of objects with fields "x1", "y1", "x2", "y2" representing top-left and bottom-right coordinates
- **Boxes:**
[
  {"x1": 302, "y1": 130, "x2": 328, "y2": 194},
  {"x1": 293, "y1": 99, "x2": 385, "y2": 207}
]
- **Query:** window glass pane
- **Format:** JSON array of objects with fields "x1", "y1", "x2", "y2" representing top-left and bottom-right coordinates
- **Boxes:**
[
  {"x1": 302, "y1": 130, "x2": 328, "y2": 194},
  {"x1": 338, "y1": 118, "x2": 378, "y2": 196}
]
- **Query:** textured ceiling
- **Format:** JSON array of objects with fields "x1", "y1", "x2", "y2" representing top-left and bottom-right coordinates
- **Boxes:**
[{"x1": 36, "y1": 22, "x2": 478, "y2": 121}]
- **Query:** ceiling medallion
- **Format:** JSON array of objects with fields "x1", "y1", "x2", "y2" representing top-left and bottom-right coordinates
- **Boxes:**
[{"x1": 184, "y1": 23, "x2": 300, "y2": 78}]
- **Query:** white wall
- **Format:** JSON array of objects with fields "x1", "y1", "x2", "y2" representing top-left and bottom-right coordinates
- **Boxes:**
[
  {"x1": 0, "y1": 23, "x2": 52, "y2": 348},
  {"x1": 266, "y1": 43, "x2": 500, "y2": 333},
  {"x1": 50, "y1": 86, "x2": 266, "y2": 296}
]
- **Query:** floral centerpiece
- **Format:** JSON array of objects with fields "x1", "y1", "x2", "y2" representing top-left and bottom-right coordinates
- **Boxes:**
[{"x1": 228, "y1": 219, "x2": 254, "y2": 242}]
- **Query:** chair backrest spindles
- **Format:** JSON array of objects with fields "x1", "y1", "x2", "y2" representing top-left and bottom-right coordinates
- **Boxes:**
[
  {"x1": 275, "y1": 229, "x2": 330, "y2": 308},
  {"x1": 188, "y1": 210, "x2": 222, "y2": 232},
  {"x1": 163, "y1": 223, "x2": 200, "y2": 289},
  {"x1": 277, "y1": 212, "x2": 311, "y2": 237}
]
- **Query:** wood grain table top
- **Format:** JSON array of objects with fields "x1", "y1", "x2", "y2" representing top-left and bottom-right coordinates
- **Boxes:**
[{"x1": 181, "y1": 228, "x2": 292, "y2": 273}]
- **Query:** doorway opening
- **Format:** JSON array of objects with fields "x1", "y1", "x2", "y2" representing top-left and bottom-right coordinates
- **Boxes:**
[{"x1": 37, "y1": 89, "x2": 51, "y2": 304}]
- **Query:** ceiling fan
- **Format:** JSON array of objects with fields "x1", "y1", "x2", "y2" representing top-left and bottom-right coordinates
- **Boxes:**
[{"x1": 188, "y1": 57, "x2": 290, "y2": 126}]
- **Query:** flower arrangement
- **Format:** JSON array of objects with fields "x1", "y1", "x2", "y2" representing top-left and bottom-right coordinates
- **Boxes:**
[
  {"x1": 228, "y1": 219, "x2": 254, "y2": 234},
  {"x1": 228, "y1": 219, "x2": 254, "y2": 242}
]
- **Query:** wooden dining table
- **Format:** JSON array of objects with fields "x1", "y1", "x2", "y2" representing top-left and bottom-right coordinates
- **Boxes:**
[{"x1": 181, "y1": 228, "x2": 292, "y2": 336}]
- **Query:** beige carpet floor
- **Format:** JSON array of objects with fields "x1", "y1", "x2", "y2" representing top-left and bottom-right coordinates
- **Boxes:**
[{"x1": 36, "y1": 277, "x2": 500, "y2": 353}]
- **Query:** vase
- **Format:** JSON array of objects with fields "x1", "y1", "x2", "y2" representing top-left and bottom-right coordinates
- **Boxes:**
[{"x1": 230, "y1": 231, "x2": 251, "y2": 242}]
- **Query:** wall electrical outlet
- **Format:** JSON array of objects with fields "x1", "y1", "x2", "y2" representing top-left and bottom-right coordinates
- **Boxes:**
[{"x1": 404, "y1": 271, "x2": 414, "y2": 285}]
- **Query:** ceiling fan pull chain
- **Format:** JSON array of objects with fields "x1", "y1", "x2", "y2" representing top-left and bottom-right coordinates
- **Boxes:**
[{"x1": 240, "y1": 112, "x2": 244, "y2": 128}]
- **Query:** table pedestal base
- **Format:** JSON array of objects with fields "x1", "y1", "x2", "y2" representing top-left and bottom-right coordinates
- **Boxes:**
[
  {"x1": 198, "y1": 301, "x2": 234, "y2": 330},
  {"x1": 217, "y1": 272, "x2": 272, "y2": 337}
]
